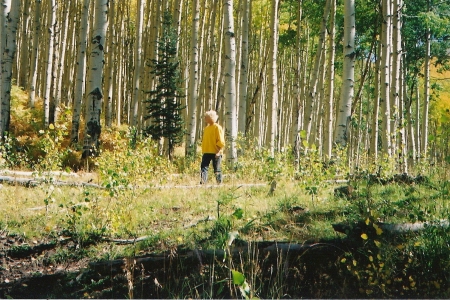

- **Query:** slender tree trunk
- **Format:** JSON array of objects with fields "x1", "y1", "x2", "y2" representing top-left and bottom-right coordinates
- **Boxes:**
[
  {"x1": 105, "y1": 0, "x2": 115, "y2": 128},
  {"x1": 185, "y1": 0, "x2": 200, "y2": 156},
  {"x1": 421, "y1": 3, "x2": 431, "y2": 159},
  {"x1": 380, "y1": 0, "x2": 392, "y2": 156},
  {"x1": 54, "y1": 0, "x2": 70, "y2": 123},
  {"x1": 223, "y1": 0, "x2": 237, "y2": 165},
  {"x1": 71, "y1": 0, "x2": 89, "y2": 144},
  {"x1": 324, "y1": 0, "x2": 336, "y2": 159},
  {"x1": 370, "y1": 40, "x2": 381, "y2": 159},
  {"x1": 398, "y1": 58, "x2": 407, "y2": 173},
  {"x1": 303, "y1": 0, "x2": 330, "y2": 146},
  {"x1": 406, "y1": 82, "x2": 416, "y2": 164},
  {"x1": 43, "y1": 0, "x2": 56, "y2": 127},
  {"x1": 205, "y1": 0, "x2": 218, "y2": 110},
  {"x1": 334, "y1": 0, "x2": 355, "y2": 147},
  {"x1": 292, "y1": 0, "x2": 303, "y2": 169},
  {"x1": 131, "y1": 0, "x2": 144, "y2": 128},
  {"x1": 0, "y1": 0, "x2": 20, "y2": 137},
  {"x1": 237, "y1": 0, "x2": 249, "y2": 135},
  {"x1": 18, "y1": 0, "x2": 30, "y2": 88},
  {"x1": 415, "y1": 82, "x2": 421, "y2": 157},
  {"x1": 82, "y1": 0, "x2": 108, "y2": 158},
  {"x1": 266, "y1": 0, "x2": 279, "y2": 156},
  {"x1": 28, "y1": 0, "x2": 41, "y2": 108}
]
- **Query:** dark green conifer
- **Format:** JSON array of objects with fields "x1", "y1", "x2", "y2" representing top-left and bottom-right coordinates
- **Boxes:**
[{"x1": 144, "y1": 11, "x2": 185, "y2": 160}]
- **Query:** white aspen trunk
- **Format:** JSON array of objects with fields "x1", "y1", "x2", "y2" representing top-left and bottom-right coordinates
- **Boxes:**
[
  {"x1": 64, "y1": 0, "x2": 78, "y2": 107},
  {"x1": 303, "y1": 0, "x2": 330, "y2": 145},
  {"x1": 148, "y1": 1, "x2": 161, "y2": 133},
  {"x1": 49, "y1": 0, "x2": 60, "y2": 125},
  {"x1": 205, "y1": 0, "x2": 218, "y2": 110},
  {"x1": 253, "y1": 34, "x2": 266, "y2": 147},
  {"x1": 406, "y1": 91, "x2": 416, "y2": 164},
  {"x1": 173, "y1": 0, "x2": 183, "y2": 53},
  {"x1": 311, "y1": 49, "x2": 326, "y2": 148},
  {"x1": 54, "y1": 0, "x2": 70, "y2": 123},
  {"x1": 105, "y1": 0, "x2": 115, "y2": 128},
  {"x1": 292, "y1": 0, "x2": 303, "y2": 168},
  {"x1": 398, "y1": 58, "x2": 407, "y2": 173},
  {"x1": 71, "y1": 0, "x2": 89, "y2": 144},
  {"x1": 299, "y1": 25, "x2": 310, "y2": 132},
  {"x1": 390, "y1": 0, "x2": 401, "y2": 159},
  {"x1": 185, "y1": 0, "x2": 200, "y2": 156},
  {"x1": 334, "y1": 0, "x2": 355, "y2": 147},
  {"x1": 197, "y1": 0, "x2": 208, "y2": 129},
  {"x1": 43, "y1": 0, "x2": 56, "y2": 127},
  {"x1": 392, "y1": 0, "x2": 406, "y2": 172},
  {"x1": 380, "y1": 0, "x2": 392, "y2": 156},
  {"x1": 0, "y1": 1, "x2": 8, "y2": 102},
  {"x1": 131, "y1": 0, "x2": 144, "y2": 128},
  {"x1": 18, "y1": 0, "x2": 30, "y2": 88},
  {"x1": 116, "y1": 7, "x2": 125, "y2": 127},
  {"x1": 214, "y1": 14, "x2": 224, "y2": 112},
  {"x1": 223, "y1": 0, "x2": 237, "y2": 165},
  {"x1": 421, "y1": 13, "x2": 431, "y2": 159},
  {"x1": 355, "y1": 94, "x2": 364, "y2": 170},
  {"x1": 0, "y1": 0, "x2": 20, "y2": 137},
  {"x1": 28, "y1": 0, "x2": 41, "y2": 108},
  {"x1": 105, "y1": 0, "x2": 117, "y2": 127},
  {"x1": 370, "y1": 41, "x2": 382, "y2": 160},
  {"x1": 266, "y1": 0, "x2": 279, "y2": 156},
  {"x1": 324, "y1": 0, "x2": 336, "y2": 159},
  {"x1": 82, "y1": 0, "x2": 108, "y2": 158},
  {"x1": 237, "y1": 0, "x2": 249, "y2": 135},
  {"x1": 415, "y1": 83, "x2": 421, "y2": 157}
]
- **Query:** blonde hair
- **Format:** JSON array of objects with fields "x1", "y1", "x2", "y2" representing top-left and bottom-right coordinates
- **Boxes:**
[{"x1": 205, "y1": 110, "x2": 219, "y2": 122}]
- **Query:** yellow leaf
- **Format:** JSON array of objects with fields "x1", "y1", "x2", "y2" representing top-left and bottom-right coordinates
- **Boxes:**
[
  {"x1": 396, "y1": 244, "x2": 405, "y2": 250},
  {"x1": 369, "y1": 256, "x2": 373, "y2": 262},
  {"x1": 374, "y1": 240, "x2": 381, "y2": 247},
  {"x1": 341, "y1": 258, "x2": 347, "y2": 263},
  {"x1": 361, "y1": 233, "x2": 368, "y2": 240},
  {"x1": 49, "y1": 124, "x2": 55, "y2": 130},
  {"x1": 373, "y1": 223, "x2": 383, "y2": 235},
  {"x1": 353, "y1": 260, "x2": 357, "y2": 266},
  {"x1": 365, "y1": 218, "x2": 370, "y2": 225},
  {"x1": 414, "y1": 241, "x2": 421, "y2": 247}
]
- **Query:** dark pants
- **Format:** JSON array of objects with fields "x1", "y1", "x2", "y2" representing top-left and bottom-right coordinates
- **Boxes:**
[{"x1": 200, "y1": 153, "x2": 222, "y2": 184}]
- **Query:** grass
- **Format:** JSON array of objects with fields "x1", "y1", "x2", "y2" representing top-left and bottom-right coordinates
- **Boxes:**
[{"x1": 2, "y1": 171, "x2": 447, "y2": 249}]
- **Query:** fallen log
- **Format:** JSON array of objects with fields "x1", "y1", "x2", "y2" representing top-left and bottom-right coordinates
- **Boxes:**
[
  {"x1": 88, "y1": 240, "x2": 346, "y2": 276},
  {"x1": 0, "y1": 175, "x2": 102, "y2": 188},
  {"x1": 333, "y1": 220, "x2": 450, "y2": 236}
]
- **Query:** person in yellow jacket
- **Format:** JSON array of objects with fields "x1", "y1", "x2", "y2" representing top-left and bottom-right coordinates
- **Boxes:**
[{"x1": 200, "y1": 110, "x2": 225, "y2": 184}]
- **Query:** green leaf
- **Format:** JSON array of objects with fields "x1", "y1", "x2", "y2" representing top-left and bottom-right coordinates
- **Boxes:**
[
  {"x1": 299, "y1": 130, "x2": 307, "y2": 139},
  {"x1": 232, "y1": 270, "x2": 245, "y2": 286},
  {"x1": 233, "y1": 208, "x2": 244, "y2": 219}
]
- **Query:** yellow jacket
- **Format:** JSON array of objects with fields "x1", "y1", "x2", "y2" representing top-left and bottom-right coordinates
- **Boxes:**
[{"x1": 201, "y1": 123, "x2": 225, "y2": 154}]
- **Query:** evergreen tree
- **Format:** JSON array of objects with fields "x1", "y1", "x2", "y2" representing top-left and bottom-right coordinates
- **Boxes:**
[{"x1": 144, "y1": 11, "x2": 185, "y2": 160}]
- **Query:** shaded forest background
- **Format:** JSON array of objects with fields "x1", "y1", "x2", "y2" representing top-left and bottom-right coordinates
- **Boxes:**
[{"x1": 1, "y1": 0, "x2": 450, "y2": 173}]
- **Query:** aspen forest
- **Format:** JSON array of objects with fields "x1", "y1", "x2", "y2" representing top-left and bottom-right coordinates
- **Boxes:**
[
  {"x1": 0, "y1": 0, "x2": 449, "y2": 169},
  {"x1": 1, "y1": 0, "x2": 450, "y2": 298}
]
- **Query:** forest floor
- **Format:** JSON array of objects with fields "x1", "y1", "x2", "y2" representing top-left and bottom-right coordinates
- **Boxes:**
[
  {"x1": 0, "y1": 171, "x2": 275, "y2": 298},
  {"x1": 0, "y1": 231, "x2": 92, "y2": 298}
]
